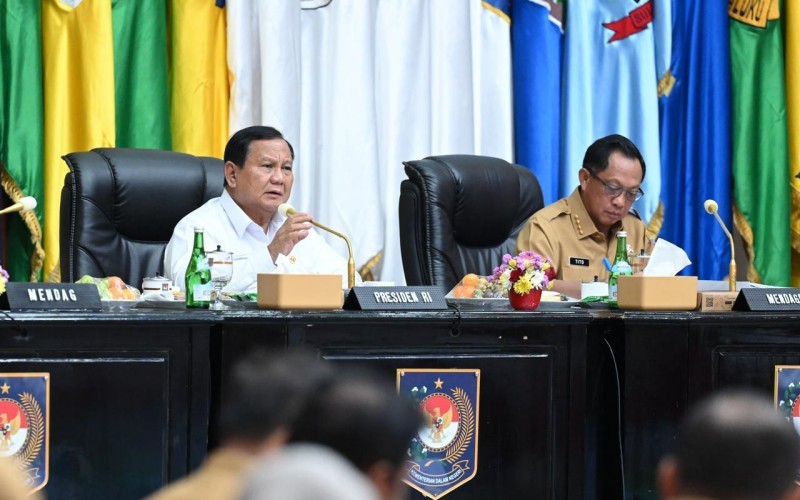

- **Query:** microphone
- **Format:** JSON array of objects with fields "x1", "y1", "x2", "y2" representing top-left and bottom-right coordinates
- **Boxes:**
[
  {"x1": 0, "y1": 196, "x2": 37, "y2": 216},
  {"x1": 278, "y1": 203, "x2": 356, "y2": 289},
  {"x1": 704, "y1": 199, "x2": 736, "y2": 292}
]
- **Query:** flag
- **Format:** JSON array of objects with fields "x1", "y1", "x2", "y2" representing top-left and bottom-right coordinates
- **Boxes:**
[
  {"x1": 730, "y1": 0, "x2": 790, "y2": 285},
  {"x1": 295, "y1": 0, "x2": 384, "y2": 275},
  {"x1": 42, "y1": 0, "x2": 116, "y2": 281},
  {"x1": 0, "y1": 2, "x2": 45, "y2": 281},
  {"x1": 786, "y1": 0, "x2": 800, "y2": 286},
  {"x1": 511, "y1": 0, "x2": 563, "y2": 205},
  {"x1": 374, "y1": 0, "x2": 515, "y2": 284},
  {"x1": 474, "y1": 0, "x2": 514, "y2": 161},
  {"x1": 227, "y1": 2, "x2": 301, "y2": 142},
  {"x1": 658, "y1": 1, "x2": 731, "y2": 280},
  {"x1": 112, "y1": 0, "x2": 171, "y2": 149},
  {"x1": 561, "y1": 0, "x2": 671, "y2": 224},
  {"x1": 170, "y1": 0, "x2": 228, "y2": 158}
]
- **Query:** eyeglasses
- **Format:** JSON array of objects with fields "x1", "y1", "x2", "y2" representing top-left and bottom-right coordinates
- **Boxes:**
[{"x1": 588, "y1": 170, "x2": 644, "y2": 202}]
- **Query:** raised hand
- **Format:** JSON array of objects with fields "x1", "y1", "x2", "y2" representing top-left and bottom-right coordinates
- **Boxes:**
[{"x1": 267, "y1": 212, "x2": 313, "y2": 263}]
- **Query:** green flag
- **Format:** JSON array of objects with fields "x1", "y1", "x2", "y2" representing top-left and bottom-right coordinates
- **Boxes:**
[
  {"x1": 0, "y1": 2, "x2": 45, "y2": 282},
  {"x1": 112, "y1": 0, "x2": 171, "y2": 149},
  {"x1": 730, "y1": 1, "x2": 791, "y2": 285}
]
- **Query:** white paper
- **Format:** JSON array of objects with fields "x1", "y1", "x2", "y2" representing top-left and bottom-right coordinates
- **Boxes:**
[{"x1": 642, "y1": 239, "x2": 692, "y2": 277}]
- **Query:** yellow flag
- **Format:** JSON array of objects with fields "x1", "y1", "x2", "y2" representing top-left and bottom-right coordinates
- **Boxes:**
[
  {"x1": 787, "y1": 0, "x2": 800, "y2": 286},
  {"x1": 170, "y1": 1, "x2": 229, "y2": 158},
  {"x1": 42, "y1": 0, "x2": 116, "y2": 281}
]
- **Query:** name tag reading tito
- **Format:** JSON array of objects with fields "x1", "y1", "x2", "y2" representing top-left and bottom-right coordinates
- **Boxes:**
[{"x1": 569, "y1": 257, "x2": 590, "y2": 267}]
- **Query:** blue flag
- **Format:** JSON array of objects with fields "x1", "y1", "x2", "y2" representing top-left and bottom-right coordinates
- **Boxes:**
[
  {"x1": 658, "y1": 2, "x2": 731, "y2": 279},
  {"x1": 512, "y1": 0, "x2": 564, "y2": 205},
  {"x1": 561, "y1": 0, "x2": 671, "y2": 223}
]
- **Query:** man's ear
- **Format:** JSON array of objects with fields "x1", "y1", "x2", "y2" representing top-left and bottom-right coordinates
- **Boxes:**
[
  {"x1": 578, "y1": 168, "x2": 589, "y2": 191},
  {"x1": 657, "y1": 456, "x2": 679, "y2": 499},
  {"x1": 224, "y1": 161, "x2": 238, "y2": 187}
]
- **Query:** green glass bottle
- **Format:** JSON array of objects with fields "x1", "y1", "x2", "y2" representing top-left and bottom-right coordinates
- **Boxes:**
[
  {"x1": 185, "y1": 227, "x2": 212, "y2": 309},
  {"x1": 608, "y1": 230, "x2": 633, "y2": 309}
]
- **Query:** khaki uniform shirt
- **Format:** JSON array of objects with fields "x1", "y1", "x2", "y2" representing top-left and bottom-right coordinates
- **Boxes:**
[
  {"x1": 516, "y1": 188, "x2": 653, "y2": 282},
  {"x1": 146, "y1": 448, "x2": 254, "y2": 500}
]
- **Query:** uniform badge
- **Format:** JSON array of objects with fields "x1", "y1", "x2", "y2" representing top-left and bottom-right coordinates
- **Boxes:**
[
  {"x1": 0, "y1": 373, "x2": 49, "y2": 493},
  {"x1": 397, "y1": 369, "x2": 480, "y2": 499}
]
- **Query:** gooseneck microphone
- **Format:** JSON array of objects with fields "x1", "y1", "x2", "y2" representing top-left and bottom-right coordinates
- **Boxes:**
[
  {"x1": 0, "y1": 196, "x2": 37, "y2": 216},
  {"x1": 278, "y1": 203, "x2": 356, "y2": 289},
  {"x1": 704, "y1": 199, "x2": 736, "y2": 292}
]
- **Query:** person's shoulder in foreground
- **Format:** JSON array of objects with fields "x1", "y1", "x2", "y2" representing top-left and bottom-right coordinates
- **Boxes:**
[
  {"x1": 241, "y1": 443, "x2": 380, "y2": 500},
  {"x1": 658, "y1": 388, "x2": 800, "y2": 500}
]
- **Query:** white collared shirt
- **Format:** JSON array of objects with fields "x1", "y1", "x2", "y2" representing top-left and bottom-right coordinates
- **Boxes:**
[{"x1": 164, "y1": 190, "x2": 352, "y2": 292}]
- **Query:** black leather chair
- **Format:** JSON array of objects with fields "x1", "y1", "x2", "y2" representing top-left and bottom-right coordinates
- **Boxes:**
[
  {"x1": 399, "y1": 155, "x2": 543, "y2": 291},
  {"x1": 60, "y1": 148, "x2": 224, "y2": 287}
]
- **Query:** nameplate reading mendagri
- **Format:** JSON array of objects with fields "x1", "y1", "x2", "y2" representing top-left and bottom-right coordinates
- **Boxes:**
[
  {"x1": 733, "y1": 288, "x2": 800, "y2": 312},
  {"x1": 3, "y1": 283, "x2": 102, "y2": 311},
  {"x1": 344, "y1": 286, "x2": 447, "y2": 311}
]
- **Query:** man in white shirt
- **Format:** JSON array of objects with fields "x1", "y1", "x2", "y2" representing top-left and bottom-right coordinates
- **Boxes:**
[{"x1": 164, "y1": 126, "x2": 352, "y2": 292}]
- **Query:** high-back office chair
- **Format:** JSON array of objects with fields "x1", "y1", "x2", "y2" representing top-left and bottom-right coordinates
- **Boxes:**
[
  {"x1": 60, "y1": 148, "x2": 224, "y2": 287},
  {"x1": 399, "y1": 155, "x2": 543, "y2": 291}
]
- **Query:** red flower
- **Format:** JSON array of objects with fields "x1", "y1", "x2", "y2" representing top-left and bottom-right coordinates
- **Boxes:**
[
  {"x1": 509, "y1": 269, "x2": 521, "y2": 282},
  {"x1": 544, "y1": 266, "x2": 557, "y2": 282}
]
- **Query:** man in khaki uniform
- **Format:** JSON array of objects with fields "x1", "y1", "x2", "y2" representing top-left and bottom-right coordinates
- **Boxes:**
[{"x1": 517, "y1": 134, "x2": 654, "y2": 298}]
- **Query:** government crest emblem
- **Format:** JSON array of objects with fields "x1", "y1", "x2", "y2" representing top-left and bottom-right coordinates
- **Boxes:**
[
  {"x1": 0, "y1": 373, "x2": 49, "y2": 493},
  {"x1": 397, "y1": 369, "x2": 480, "y2": 499}
]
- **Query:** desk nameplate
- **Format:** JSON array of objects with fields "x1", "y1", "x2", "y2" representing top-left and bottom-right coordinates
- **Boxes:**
[
  {"x1": 4, "y1": 283, "x2": 102, "y2": 311},
  {"x1": 733, "y1": 287, "x2": 800, "y2": 312},
  {"x1": 344, "y1": 286, "x2": 447, "y2": 311}
]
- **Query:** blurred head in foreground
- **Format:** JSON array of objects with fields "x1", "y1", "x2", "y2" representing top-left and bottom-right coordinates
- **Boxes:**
[
  {"x1": 245, "y1": 369, "x2": 421, "y2": 500},
  {"x1": 147, "y1": 350, "x2": 332, "y2": 500},
  {"x1": 658, "y1": 389, "x2": 800, "y2": 500},
  {"x1": 219, "y1": 350, "x2": 332, "y2": 451}
]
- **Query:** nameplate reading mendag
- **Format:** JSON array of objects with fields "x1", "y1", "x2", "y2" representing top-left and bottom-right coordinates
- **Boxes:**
[
  {"x1": 4, "y1": 283, "x2": 102, "y2": 311},
  {"x1": 733, "y1": 287, "x2": 800, "y2": 312},
  {"x1": 344, "y1": 286, "x2": 447, "y2": 311}
]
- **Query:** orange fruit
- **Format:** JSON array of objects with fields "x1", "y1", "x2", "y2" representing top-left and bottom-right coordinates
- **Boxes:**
[
  {"x1": 453, "y1": 285, "x2": 476, "y2": 298},
  {"x1": 461, "y1": 273, "x2": 480, "y2": 287},
  {"x1": 106, "y1": 276, "x2": 127, "y2": 300}
]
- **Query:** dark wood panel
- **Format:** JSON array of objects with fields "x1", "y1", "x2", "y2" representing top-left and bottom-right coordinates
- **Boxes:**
[
  {"x1": 621, "y1": 316, "x2": 690, "y2": 500},
  {"x1": 217, "y1": 312, "x2": 594, "y2": 500},
  {"x1": 0, "y1": 314, "x2": 212, "y2": 500}
]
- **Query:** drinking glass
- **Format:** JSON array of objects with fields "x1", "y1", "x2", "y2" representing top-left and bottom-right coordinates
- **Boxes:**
[{"x1": 207, "y1": 246, "x2": 234, "y2": 311}]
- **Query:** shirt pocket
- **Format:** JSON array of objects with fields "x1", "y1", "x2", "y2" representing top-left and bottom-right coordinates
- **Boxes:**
[{"x1": 232, "y1": 253, "x2": 257, "y2": 291}]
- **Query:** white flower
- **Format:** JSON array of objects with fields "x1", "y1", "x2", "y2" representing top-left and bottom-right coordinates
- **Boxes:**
[
  {"x1": 780, "y1": 400, "x2": 786, "y2": 406},
  {"x1": 790, "y1": 383, "x2": 795, "y2": 388}
]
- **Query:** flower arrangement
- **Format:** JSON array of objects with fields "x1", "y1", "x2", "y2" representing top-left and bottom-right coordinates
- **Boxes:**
[
  {"x1": 490, "y1": 251, "x2": 556, "y2": 296},
  {"x1": 0, "y1": 264, "x2": 8, "y2": 295}
]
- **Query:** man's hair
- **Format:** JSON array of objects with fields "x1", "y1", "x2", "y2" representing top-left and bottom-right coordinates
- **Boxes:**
[
  {"x1": 288, "y1": 370, "x2": 422, "y2": 472},
  {"x1": 674, "y1": 389, "x2": 800, "y2": 500},
  {"x1": 218, "y1": 350, "x2": 332, "y2": 442},
  {"x1": 582, "y1": 134, "x2": 646, "y2": 180},
  {"x1": 223, "y1": 126, "x2": 294, "y2": 187}
]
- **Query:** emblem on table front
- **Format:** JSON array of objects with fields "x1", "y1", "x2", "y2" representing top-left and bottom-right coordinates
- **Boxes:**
[
  {"x1": 397, "y1": 369, "x2": 480, "y2": 499},
  {"x1": 0, "y1": 373, "x2": 49, "y2": 493}
]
